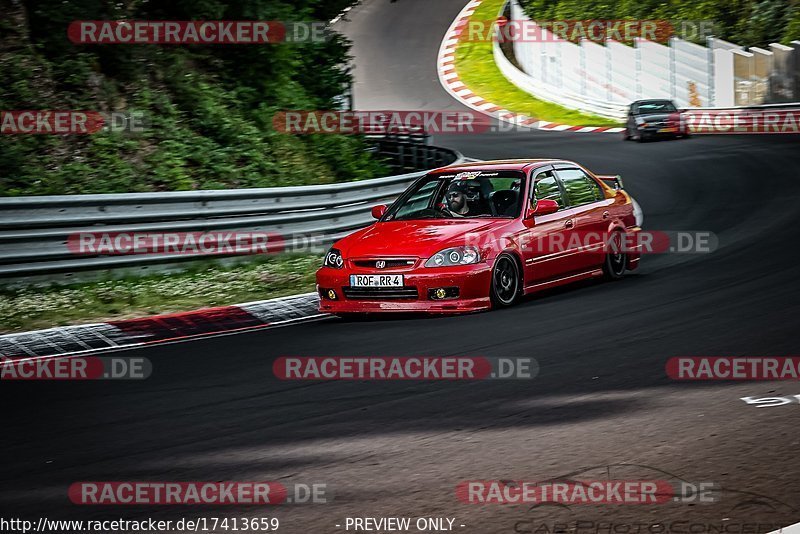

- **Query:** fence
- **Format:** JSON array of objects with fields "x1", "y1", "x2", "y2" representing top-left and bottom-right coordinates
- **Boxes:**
[
  {"x1": 503, "y1": 0, "x2": 800, "y2": 119},
  {"x1": 0, "y1": 142, "x2": 463, "y2": 285}
]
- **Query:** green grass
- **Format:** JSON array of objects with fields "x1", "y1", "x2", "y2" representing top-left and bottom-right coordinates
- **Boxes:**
[
  {"x1": 0, "y1": 254, "x2": 322, "y2": 334},
  {"x1": 454, "y1": 0, "x2": 623, "y2": 127}
]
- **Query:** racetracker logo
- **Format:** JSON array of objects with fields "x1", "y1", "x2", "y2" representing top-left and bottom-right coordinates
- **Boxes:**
[
  {"x1": 67, "y1": 231, "x2": 285, "y2": 256},
  {"x1": 463, "y1": 231, "x2": 718, "y2": 255},
  {"x1": 68, "y1": 482, "x2": 286, "y2": 505},
  {"x1": 273, "y1": 110, "x2": 492, "y2": 135},
  {"x1": 67, "y1": 21, "x2": 330, "y2": 44},
  {"x1": 273, "y1": 357, "x2": 538, "y2": 380},
  {"x1": 456, "y1": 480, "x2": 712, "y2": 505},
  {"x1": 667, "y1": 357, "x2": 800, "y2": 380},
  {"x1": 0, "y1": 356, "x2": 151, "y2": 380},
  {"x1": 1, "y1": 111, "x2": 147, "y2": 134},
  {"x1": 464, "y1": 19, "x2": 674, "y2": 43},
  {"x1": 685, "y1": 109, "x2": 800, "y2": 134},
  {"x1": 0, "y1": 111, "x2": 105, "y2": 134},
  {"x1": 68, "y1": 481, "x2": 329, "y2": 505}
]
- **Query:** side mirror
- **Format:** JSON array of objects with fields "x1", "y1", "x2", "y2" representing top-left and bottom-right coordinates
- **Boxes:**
[
  {"x1": 530, "y1": 199, "x2": 559, "y2": 217},
  {"x1": 371, "y1": 204, "x2": 387, "y2": 220}
]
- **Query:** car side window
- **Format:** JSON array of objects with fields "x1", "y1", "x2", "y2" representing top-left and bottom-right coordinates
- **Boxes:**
[
  {"x1": 556, "y1": 168, "x2": 603, "y2": 207},
  {"x1": 393, "y1": 180, "x2": 440, "y2": 219},
  {"x1": 532, "y1": 171, "x2": 565, "y2": 209}
]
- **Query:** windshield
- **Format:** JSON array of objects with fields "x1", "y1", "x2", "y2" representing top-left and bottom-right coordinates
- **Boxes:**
[
  {"x1": 384, "y1": 170, "x2": 525, "y2": 221},
  {"x1": 634, "y1": 100, "x2": 678, "y2": 114}
]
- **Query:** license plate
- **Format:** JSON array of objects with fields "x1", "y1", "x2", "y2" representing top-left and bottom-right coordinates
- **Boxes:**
[
  {"x1": 659, "y1": 127, "x2": 677, "y2": 133},
  {"x1": 350, "y1": 274, "x2": 404, "y2": 287}
]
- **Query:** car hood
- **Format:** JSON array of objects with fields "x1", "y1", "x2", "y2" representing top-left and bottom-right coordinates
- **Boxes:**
[{"x1": 337, "y1": 219, "x2": 503, "y2": 258}]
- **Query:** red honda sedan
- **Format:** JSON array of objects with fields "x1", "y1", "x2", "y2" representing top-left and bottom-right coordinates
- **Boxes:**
[{"x1": 316, "y1": 159, "x2": 643, "y2": 314}]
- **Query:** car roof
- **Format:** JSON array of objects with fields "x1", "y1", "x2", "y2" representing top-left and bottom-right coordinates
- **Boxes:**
[{"x1": 432, "y1": 159, "x2": 572, "y2": 173}]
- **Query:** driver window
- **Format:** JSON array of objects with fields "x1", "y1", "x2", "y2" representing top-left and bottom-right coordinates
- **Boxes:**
[{"x1": 532, "y1": 171, "x2": 565, "y2": 209}]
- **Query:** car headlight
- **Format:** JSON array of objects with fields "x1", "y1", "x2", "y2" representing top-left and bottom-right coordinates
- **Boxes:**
[
  {"x1": 424, "y1": 246, "x2": 480, "y2": 267},
  {"x1": 323, "y1": 248, "x2": 344, "y2": 269}
]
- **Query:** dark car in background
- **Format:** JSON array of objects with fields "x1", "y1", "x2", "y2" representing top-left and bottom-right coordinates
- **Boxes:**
[{"x1": 624, "y1": 99, "x2": 690, "y2": 142}]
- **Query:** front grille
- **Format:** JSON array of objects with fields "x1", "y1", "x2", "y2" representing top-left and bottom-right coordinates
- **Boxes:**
[
  {"x1": 654, "y1": 120, "x2": 676, "y2": 127},
  {"x1": 342, "y1": 286, "x2": 419, "y2": 300},
  {"x1": 352, "y1": 258, "x2": 416, "y2": 269}
]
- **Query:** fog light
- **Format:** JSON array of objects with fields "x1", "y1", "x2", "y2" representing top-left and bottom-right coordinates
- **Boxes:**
[
  {"x1": 327, "y1": 289, "x2": 337, "y2": 300},
  {"x1": 429, "y1": 287, "x2": 459, "y2": 300}
]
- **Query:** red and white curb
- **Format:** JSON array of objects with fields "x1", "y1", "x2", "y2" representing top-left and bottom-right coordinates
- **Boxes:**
[
  {"x1": 437, "y1": 0, "x2": 625, "y2": 134},
  {"x1": 0, "y1": 293, "x2": 324, "y2": 360}
]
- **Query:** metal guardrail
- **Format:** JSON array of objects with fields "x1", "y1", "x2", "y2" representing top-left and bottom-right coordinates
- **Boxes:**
[{"x1": 0, "y1": 143, "x2": 463, "y2": 284}]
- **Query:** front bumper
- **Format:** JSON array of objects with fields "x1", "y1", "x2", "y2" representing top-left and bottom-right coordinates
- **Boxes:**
[
  {"x1": 316, "y1": 262, "x2": 493, "y2": 314},
  {"x1": 639, "y1": 126, "x2": 684, "y2": 138},
  {"x1": 626, "y1": 226, "x2": 642, "y2": 270}
]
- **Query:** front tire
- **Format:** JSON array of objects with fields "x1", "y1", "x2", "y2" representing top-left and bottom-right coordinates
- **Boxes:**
[
  {"x1": 603, "y1": 232, "x2": 627, "y2": 281},
  {"x1": 491, "y1": 254, "x2": 521, "y2": 307}
]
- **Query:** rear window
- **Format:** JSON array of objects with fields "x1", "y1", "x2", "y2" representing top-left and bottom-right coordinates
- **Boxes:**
[{"x1": 556, "y1": 168, "x2": 604, "y2": 207}]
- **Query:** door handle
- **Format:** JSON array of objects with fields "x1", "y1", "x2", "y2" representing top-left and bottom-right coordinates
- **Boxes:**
[
  {"x1": 602, "y1": 211, "x2": 610, "y2": 219},
  {"x1": 564, "y1": 219, "x2": 574, "y2": 229}
]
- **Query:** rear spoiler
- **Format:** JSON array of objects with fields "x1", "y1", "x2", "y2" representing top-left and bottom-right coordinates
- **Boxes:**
[{"x1": 597, "y1": 174, "x2": 624, "y2": 190}]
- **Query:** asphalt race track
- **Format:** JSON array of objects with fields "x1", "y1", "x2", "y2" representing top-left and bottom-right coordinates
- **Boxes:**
[{"x1": 2, "y1": 1, "x2": 800, "y2": 532}]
